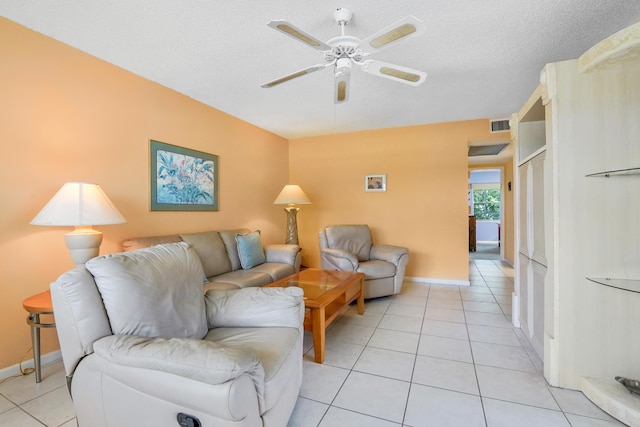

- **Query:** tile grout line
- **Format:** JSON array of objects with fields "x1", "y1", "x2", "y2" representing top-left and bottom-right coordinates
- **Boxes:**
[
  {"x1": 467, "y1": 260, "x2": 490, "y2": 427},
  {"x1": 315, "y1": 290, "x2": 396, "y2": 426},
  {"x1": 399, "y1": 282, "x2": 431, "y2": 427}
]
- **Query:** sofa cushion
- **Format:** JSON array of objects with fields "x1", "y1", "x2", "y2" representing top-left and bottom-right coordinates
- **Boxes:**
[
  {"x1": 180, "y1": 231, "x2": 232, "y2": 277},
  {"x1": 121, "y1": 234, "x2": 182, "y2": 252},
  {"x1": 325, "y1": 224, "x2": 372, "y2": 261},
  {"x1": 249, "y1": 263, "x2": 295, "y2": 281},
  {"x1": 236, "y1": 230, "x2": 266, "y2": 269},
  {"x1": 356, "y1": 259, "x2": 396, "y2": 280},
  {"x1": 211, "y1": 270, "x2": 273, "y2": 288},
  {"x1": 219, "y1": 228, "x2": 251, "y2": 271},
  {"x1": 86, "y1": 242, "x2": 208, "y2": 339}
]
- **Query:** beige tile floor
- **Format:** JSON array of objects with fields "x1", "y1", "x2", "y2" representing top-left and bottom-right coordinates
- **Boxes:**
[
  {"x1": 287, "y1": 260, "x2": 627, "y2": 427},
  {"x1": 0, "y1": 259, "x2": 626, "y2": 426}
]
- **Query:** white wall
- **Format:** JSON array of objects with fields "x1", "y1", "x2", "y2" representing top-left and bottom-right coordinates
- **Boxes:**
[{"x1": 476, "y1": 221, "x2": 499, "y2": 242}]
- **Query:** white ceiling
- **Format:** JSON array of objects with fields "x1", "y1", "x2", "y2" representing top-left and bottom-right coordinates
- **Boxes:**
[{"x1": 1, "y1": 1, "x2": 639, "y2": 141}]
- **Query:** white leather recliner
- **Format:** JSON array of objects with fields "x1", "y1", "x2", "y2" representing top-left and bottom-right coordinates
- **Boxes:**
[
  {"x1": 319, "y1": 224, "x2": 409, "y2": 299},
  {"x1": 50, "y1": 242, "x2": 304, "y2": 427}
]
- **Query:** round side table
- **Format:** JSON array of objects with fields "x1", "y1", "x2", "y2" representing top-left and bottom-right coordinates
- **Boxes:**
[{"x1": 22, "y1": 290, "x2": 56, "y2": 383}]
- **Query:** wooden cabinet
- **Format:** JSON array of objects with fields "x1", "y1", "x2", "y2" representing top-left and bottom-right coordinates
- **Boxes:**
[{"x1": 468, "y1": 215, "x2": 476, "y2": 252}]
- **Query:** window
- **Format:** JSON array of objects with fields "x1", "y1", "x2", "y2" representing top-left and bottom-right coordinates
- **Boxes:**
[{"x1": 473, "y1": 188, "x2": 501, "y2": 220}]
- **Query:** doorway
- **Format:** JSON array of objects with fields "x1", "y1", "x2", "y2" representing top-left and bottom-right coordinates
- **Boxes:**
[{"x1": 468, "y1": 168, "x2": 503, "y2": 260}]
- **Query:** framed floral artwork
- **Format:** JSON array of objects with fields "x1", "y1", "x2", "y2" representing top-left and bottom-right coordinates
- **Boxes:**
[
  {"x1": 150, "y1": 140, "x2": 219, "y2": 211},
  {"x1": 365, "y1": 174, "x2": 386, "y2": 192}
]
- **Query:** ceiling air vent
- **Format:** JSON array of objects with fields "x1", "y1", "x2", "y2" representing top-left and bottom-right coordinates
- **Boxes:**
[
  {"x1": 468, "y1": 143, "x2": 509, "y2": 157},
  {"x1": 489, "y1": 118, "x2": 510, "y2": 133}
]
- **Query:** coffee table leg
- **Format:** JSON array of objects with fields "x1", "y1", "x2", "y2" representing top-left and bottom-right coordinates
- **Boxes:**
[
  {"x1": 311, "y1": 307, "x2": 326, "y2": 363},
  {"x1": 357, "y1": 278, "x2": 365, "y2": 315}
]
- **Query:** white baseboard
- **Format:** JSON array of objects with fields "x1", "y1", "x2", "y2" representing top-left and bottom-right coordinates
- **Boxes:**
[
  {"x1": 501, "y1": 258, "x2": 514, "y2": 268},
  {"x1": 405, "y1": 276, "x2": 471, "y2": 287},
  {"x1": 0, "y1": 350, "x2": 62, "y2": 381}
]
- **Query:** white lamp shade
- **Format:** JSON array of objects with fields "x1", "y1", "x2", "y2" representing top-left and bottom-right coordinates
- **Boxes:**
[
  {"x1": 31, "y1": 182, "x2": 126, "y2": 226},
  {"x1": 273, "y1": 185, "x2": 311, "y2": 205}
]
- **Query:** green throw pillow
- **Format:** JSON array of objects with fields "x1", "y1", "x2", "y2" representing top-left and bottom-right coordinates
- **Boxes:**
[{"x1": 236, "y1": 230, "x2": 266, "y2": 269}]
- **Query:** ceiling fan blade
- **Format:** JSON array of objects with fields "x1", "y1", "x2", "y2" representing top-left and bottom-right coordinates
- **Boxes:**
[
  {"x1": 360, "y1": 15, "x2": 426, "y2": 53},
  {"x1": 261, "y1": 64, "x2": 327, "y2": 88},
  {"x1": 267, "y1": 20, "x2": 331, "y2": 51},
  {"x1": 361, "y1": 60, "x2": 427, "y2": 86},
  {"x1": 334, "y1": 71, "x2": 350, "y2": 104}
]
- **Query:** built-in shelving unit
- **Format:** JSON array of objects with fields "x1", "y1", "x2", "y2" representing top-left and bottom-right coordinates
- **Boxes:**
[
  {"x1": 572, "y1": 21, "x2": 640, "y2": 427},
  {"x1": 585, "y1": 167, "x2": 640, "y2": 178},
  {"x1": 585, "y1": 167, "x2": 639, "y2": 293},
  {"x1": 516, "y1": 92, "x2": 546, "y2": 164},
  {"x1": 586, "y1": 277, "x2": 640, "y2": 294}
]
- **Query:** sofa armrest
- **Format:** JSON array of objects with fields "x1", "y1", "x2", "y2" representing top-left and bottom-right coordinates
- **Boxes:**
[
  {"x1": 205, "y1": 287, "x2": 303, "y2": 329},
  {"x1": 321, "y1": 248, "x2": 359, "y2": 271},
  {"x1": 264, "y1": 244, "x2": 300, "y2": 265},
  {"x1": 94, "y1": 335, "x2": 264, "y2": 386},
  {"x1": 370, "y1": 244, "x2": 409, "y2": 265},
  {"x1": 93, "y1": 335, "x2": 266, "y2": 415}
]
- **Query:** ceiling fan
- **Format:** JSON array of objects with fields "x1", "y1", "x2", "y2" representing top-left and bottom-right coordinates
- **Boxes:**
[{"x1": 261, "y1": 8, "x2": 428, "y2": 103}]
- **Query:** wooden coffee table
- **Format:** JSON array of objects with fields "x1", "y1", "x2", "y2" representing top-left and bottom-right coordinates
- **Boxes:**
[{"x1": 266, "y1": 269, "x2": 365, "y2": 363}]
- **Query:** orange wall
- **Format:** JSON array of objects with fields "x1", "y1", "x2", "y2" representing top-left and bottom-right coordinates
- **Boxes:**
[
  {"x1": 0, "y1": 17, "x2": 513, "y2": 372},
  {"x1": 0, "y1": 18, "x2": 290, "y2": 370},
  {"x1": 289, "y1": 122, "x2": 508, "y2": 280}
]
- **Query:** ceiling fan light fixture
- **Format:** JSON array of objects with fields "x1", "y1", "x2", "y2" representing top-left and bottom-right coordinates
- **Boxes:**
[
  {"x1": 335, "y1": 70, "x2": 350, "y2": 103},
  {"x1": 337, "y1": 80, "x2": 347, "y2": 102},
  {"x1": 335, "y1": 57, "x2": 352, "y2": 74},
  {"x1": 276, "y1": 23, "x2": 322, "y2": 47},
  {"x1": 369, "y1": 24, "x2": 417, "y2": 48},
  {"x1": 380, "y1": 67, "x2": 421, "y2": 82}
]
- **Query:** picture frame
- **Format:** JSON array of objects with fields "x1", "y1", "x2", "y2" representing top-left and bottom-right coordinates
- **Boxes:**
[
  {"x1": 365, "y1": 174, "x2": 387, "y2": 192},
  {"x1": 150, "y1": 140, "x2": 219, "y2": 211}
]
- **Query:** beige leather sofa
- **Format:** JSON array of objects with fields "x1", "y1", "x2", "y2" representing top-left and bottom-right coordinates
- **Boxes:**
[
  {"x1": 319, "y1": 224, "x2": 409, "y2": 299},
  {"x1": 123, "y1": 228, "x2": 301, "y2": 290},
  {"x1": 51, "y1": 242, "x2": 304, "y2": 427}
]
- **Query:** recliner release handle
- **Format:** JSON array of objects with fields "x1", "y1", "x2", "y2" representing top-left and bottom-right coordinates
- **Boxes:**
[{"x1": 177, "y1": 413, "x2": 201, "y2": 427}]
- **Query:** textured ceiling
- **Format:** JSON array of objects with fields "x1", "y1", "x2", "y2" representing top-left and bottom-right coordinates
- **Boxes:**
[{"x1": 1, "y1": 1, "x2": 639, "y2": 140}]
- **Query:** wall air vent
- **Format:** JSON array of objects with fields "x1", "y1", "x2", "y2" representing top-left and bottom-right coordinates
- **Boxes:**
[
  {"x1": 468, "y1": 143, "x2": 508, "y2": 157},
  {"x1": 490, "y1": 118, "x2": 510, "y2": 133}
]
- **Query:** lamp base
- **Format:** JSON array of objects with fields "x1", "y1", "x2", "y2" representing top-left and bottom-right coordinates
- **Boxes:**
[
  {"x1": 284, "y1": 207, "x2": 300, "y2": 245},
  {"x1": 64, "y1": 226, "x2": 103, "y2": 266}
]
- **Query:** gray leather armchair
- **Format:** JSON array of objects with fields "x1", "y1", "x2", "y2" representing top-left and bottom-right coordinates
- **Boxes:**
[
  {"x1": 319, "y1": 224, "x2": 409, "y2": 299},
  {"x1": 50, "y1": 242, "x2": 304, "y2": 427}
]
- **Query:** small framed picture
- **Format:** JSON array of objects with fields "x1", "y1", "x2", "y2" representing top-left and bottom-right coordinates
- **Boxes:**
[{"x1": 365, "y1": 174, "x2": 386, "y2": 192}]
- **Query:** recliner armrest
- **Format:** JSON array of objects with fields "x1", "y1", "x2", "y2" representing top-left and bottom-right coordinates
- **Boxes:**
[
  {"x1": 321, "y1": 248, "x2": 359, "y2": 271},
  {"x1": 94, "y1": 334, "x2": 264, "y2": 388},
  {"x1": 205, "y1": 287, "x2": 303, "y2": 329},
  {"x1": 370, "y1": 244, "x2": 409, "y2": 265},
  {"x1": 264, "y1": 244, "x2": 300, "y2": 265}
]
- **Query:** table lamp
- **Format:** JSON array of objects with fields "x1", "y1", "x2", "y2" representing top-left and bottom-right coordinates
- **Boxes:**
[
  {"x1": 273, "y1": 184, "x2": 310, "y2": 245},
  {"x1": 30, "y1": 182, "x2": 126, "y2": 266}
]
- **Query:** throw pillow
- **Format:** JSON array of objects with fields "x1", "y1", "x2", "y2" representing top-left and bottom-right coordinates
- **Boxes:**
[
  {"x1": 236, "y1": 230, "x2": 266, "y2": 269},
  {"x1": 86, "y1": 242, "x2": 208, "y2": 339}
]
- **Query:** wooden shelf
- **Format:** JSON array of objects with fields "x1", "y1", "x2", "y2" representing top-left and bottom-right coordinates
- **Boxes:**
[{"x1": 586, "y1": 277, "x2": 640, "y2": 294}]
